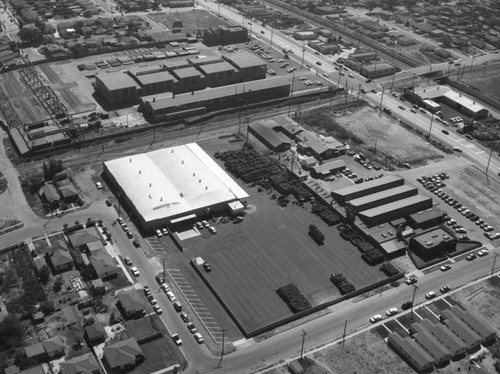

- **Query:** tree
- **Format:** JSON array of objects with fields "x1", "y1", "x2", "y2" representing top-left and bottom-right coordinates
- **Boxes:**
[
  {"x1": 43, "y1": 158, "x2": 63, "y2": 180},
  {"x1": 18, "y1": 27, "x2": 43, "y2": 46},
  {"x1": 53, "y1": 277, "x2": 63, "y2": 292},
  {"x1": 40, "y1": 300, "x2": 55, "y2": 315},
  {"x1": 366, "y1": 0, "x2": 377, "y2": 14},
  {"x1": 0, "y1": 315, "x2": 25, "y2": 350},
  {"x1": 39, "y1": 265, "x2": 51, "y2": 284}
]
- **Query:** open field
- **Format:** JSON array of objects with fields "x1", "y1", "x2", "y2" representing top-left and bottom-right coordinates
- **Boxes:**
[
  {"x1": 185, "y1": 172, "x2": 390, "y2": 335},
  {"x1": 148, "y1": 9, "x2": 230, "y2": 33},
  {"x1": 459, "y1": 61, "x2": 500, "y2": 109},
  {"x1": 300, "y1": 106, "x2": 445, "y2": 170}
]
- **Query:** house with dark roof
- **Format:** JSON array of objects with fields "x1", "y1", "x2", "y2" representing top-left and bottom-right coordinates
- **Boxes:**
[
  {"x1": 59, "y1": 186, "x2": 79, "y2": 204},
  {"x1": 68, "y1": 228, "x2": 102, "y2": 251},
  {"x1": 39, "y1": 183, "x2": 60, "y2": 209},
  {"x1": 124, "y1": 317, "x2": 162, "y2": 344},
  {"x1": 60, "y1": 352, "x2": 101, "y2": 374},
  {"x1": 46, "y1": 240, "x2": 73, "y2": 273},
  {"x1": 412, "y1": 330, "x2": 451, "y2": 366},
  {"x1": 388, "y1": 332, "x2": 434, "y2": 372},
  {"x1": 89, "y1": 249, "x2": 119, "y2": 280},
  {"x1": 91, "y1": 279, "x2": 106, "y2": 295},
  {"x1": 117, "y1": 291, "x2": 146, "y2": 320},
  {"x1": 418, "y1": 319, "x2": 467, "y2": 358},
  {"x1": 441, "y1": 310, "x2": 482, "y2": 351},
  {"x1": 85, "y1": 322, "x2": 108, "y2": 345},
  {"x1": 18, "y1": 366, "x2": 45, "y2": 374},
  {"x1": 42, "y1": 336, "x2": 66, "y2": 359},
  {"x1": 447, "y1": 305, "x2": 497, "y2": 344},
  {"x1": 103, "y1": 338, "x2": 144, "y2": 371},
  {"x1": 24, "y1": 342, "x2": 47, "y2": 363}
]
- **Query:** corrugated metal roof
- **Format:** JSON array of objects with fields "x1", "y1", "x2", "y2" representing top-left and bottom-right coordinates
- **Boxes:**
[{"x1": 359, "y1": 195, "x2": 432, "y2": 218}]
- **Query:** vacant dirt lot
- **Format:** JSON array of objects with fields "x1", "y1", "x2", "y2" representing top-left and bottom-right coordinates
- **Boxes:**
[
  {"x1": 300, "y1": 106, "x2": 445, "y2": 170},
  {"x1": 459, "y1": 61, "x2": 500, "y2": 109},
  {"x1": 149, "y1": 9, "x2": 230, "y2": 32}
]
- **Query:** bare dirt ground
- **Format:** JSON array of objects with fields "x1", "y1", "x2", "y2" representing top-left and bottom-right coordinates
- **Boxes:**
[
  {"x1": 459, "y1": 62, "x2": 500, "y2": 107},
  {"x1": 302, "y1": 105, "x2": 445, "y2": 170},
  {"x1": 148, "y1": 9, "x2": 230, "y2": 33}
]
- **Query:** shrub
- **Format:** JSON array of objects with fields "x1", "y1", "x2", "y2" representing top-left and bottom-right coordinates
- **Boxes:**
[
  {"x1": 362, "y1": 248, "x2": 385, "y2": 265},
  {"x1": 380, "y1": 262, "x2": 400, "y2": 276},
  {"x1": 329, "y1": 273, "x2": 356, "y2": 294},
  {"x1": 277, "y1": 284, "x2": 312, "y2": 313},
  {"x1": 309, "y1": 224, "x2": 325, "y2": 244}
]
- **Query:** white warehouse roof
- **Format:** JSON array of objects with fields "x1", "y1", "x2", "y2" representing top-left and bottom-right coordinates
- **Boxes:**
[{"x1": 104, "y1": 143, "x2": 248, "y2": 223}]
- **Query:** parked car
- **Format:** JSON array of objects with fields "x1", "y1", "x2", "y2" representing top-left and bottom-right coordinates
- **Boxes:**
[
  {"x1": 440, "y1": 285, "x2": 451, "y2": 293},
  {"x1": 203, "y1": 262, "x2": 212, "y2": 272},
  {"x1": 477, "y1": 249, "x2": 489, "y2": 256},
  {"x1": 96, "y1": 182, "x2": 102, "y2": 189},
  {"x1": 172, "y1": 334, "x2": 182, "y2": 346},
  {"x1": 155, "y1": 274, "x2": 165, "y2": 285},
  {"x1": 187, "y1": 323, "x2": 197, "y2": 334},
  {"x1": 386, "y1": 307, "x2": 399, "y2": 316},
  {"x1": 202, "y1": 220, "x2": 210, "y2": 228},
  {"x1": 156, "y1": 229, "x2": 163, "y2": 238},
  {"x1": 161, "y1": 283, "x2": 171, "y2": 293},
  {"x1": 208, "y1": 226, "x2": 217, "y2": 234},
  {"x1": 147, "y1": 295, "x2": 157, "y2": 305},
  {"x1": 195, "y1": 221, "x2": 204, "y2": 230},
  {"x1": 405, "y1": 277, "x2": 417, "y2": 285},
  {"x1": 124, "y1": 257, "x2": 132, "y2": 266},
  {"x1": 130, "y1": 267, "x2": 140, "y2": 277},
  {"x1": 153, "y1": 305, "x2": 162, "y2": 315},
  {"x1": 143, "y1": 286, "x2": 151, "y2": 296},
  {"x1": 180, "y1": 312, "x2": 190, "y2": 323},
  {"x1": 162, "y1": 227, "x2": 168, "y2": 236},
  {"x1": 194, "y1": 332, "x2": 204, "y2": 344},
  {"x1": 401, "y1": 301, "x2": 413, "y2": 310},
  {"x1": 466, "y1": 253, "x2": 477, "y2": 261},
  {"x1": 166, "y1": 291, "x2": 176, "y2": 302},
  {"x1": 440, "y1": 264, "x2": 451, "y2": 271},
  {"x1": 370, "y1": 314, "x2": 382, "y2": 323},
  {"x1": 425, "y1": 291, "x2": 437, "y2": 299}
]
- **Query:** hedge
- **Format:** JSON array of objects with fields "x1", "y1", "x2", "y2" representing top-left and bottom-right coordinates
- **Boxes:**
[
  {"x1": 277, "y1": 284, "x2": 312, "y2": 313},
  {"x1": 329, "y1": 273, "x2": 356, "y2": 295},
  {"x1": 309, "y1": 224, "x2": 325, "y2": 245},
  {"x1": 380, "y1": 262, "x2": 400, "y2": 276},
  {"x1": 362, "y1": 248, "x2": 385, "y2": 265}
]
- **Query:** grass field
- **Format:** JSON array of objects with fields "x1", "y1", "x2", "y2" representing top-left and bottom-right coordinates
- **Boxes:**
[
  {"x1": 186, "y1": 181, "x2": 389, "y2": 335},
  {"x1": 148, "y1": 9, "x2": 230, "y2": 32}
]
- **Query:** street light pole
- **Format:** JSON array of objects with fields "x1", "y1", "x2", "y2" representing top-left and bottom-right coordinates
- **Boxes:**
[
  {"x1": 410, "y1": 285, "x2": 418, "y2": 320},
  {"x1": 300, "y1": 330, "x2": 307, "y2": 362},
  {"x1": 217, "y1": 329, "x2": 227, "y2": 369}
]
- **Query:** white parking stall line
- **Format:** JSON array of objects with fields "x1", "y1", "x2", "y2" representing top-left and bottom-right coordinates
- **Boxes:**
[
  {"x1": 193, "y1": 306, "x2": 208, "y2": 310},
  {"x1": 203, "y1": 321, "x2": 219, "y2": 324}
]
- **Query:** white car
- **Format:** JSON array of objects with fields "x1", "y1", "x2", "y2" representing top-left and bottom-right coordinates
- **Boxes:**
[
  {"x1": 153, "y1": 305, "x2": 162, "y2": 315},
  {"x1": 202, "y1": 220, "x2": 210, "y2": 228},
  {"x1": 386, "y1": 308, "x2": 399, "y2": 316},
  {"x1": 440, "y1": 264, "x2": 451, "y2": 271},
  {"x1": 96, "y1": 181, "x2": 102, "y2": 189},
  {"x1": 166, "y1": 291, "x2": 176, "y2": 302},
  {"x1": 425, "y1": 291, "x2": 436, "y2": 299},
  {"x1": 208, "y1": 226, "x2": 217, "y2": 234},
  {"x1": 477, "y1": 249, "x2": 489, "y2": 256},
  {"x1": 194, "y1": 332, "x2": 204, "y2": 344},
  {"x1": 156, "y1": 229, "x2": 163, "y2": 238},
  {"x1": 172, "y1": 334, "x2": 182, "y2": 346},
  {"x1": 161, "y1": 283, "x2": 171, "y2": 293},
  {"x1": 370, "y1": 314, "x2": 382, "y2": 323},
  {"x1": 130, "y1": 267, "x2": 140, "y2": 277},
  {"x1": 162, "y1": 227, "x2": 168, "y2": 236}
]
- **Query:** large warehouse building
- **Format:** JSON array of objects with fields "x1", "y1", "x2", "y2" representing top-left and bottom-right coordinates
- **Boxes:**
[
  {"x1": 331, "y1": 175, "x2": 405, "y2": 204},
  {"x1": 103, "y1": 143, "x2": 249, "y2": 232}
]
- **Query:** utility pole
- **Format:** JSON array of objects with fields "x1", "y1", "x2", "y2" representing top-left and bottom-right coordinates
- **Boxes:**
[
  {"x1": 217, "y1": 329, "x2": 227, "y2": 369},
  {"x1": 491, "y1": 253, "x2": 498, "y2": 277},
  {"x1": 163, "y1": 258, "x2": 166, "y2": 280},
  {"x1": 300, "y1": 330, "x2": 307, "y2": 362},
  {"x1": 390, "y1": 74, "x2": 395, "y2": 92},
  {"x1": 483, "y1": 61, "x2": 488, "y2": 76},
  {"x1": 412, "y1": 73, "x2": 416, "y2": 92},
  {"x1": 342, "y1": 320, "x2": 348, "y2": 346},
  {"x1": 410, "y1": 285, "x2": 418, "y2": 320},
  {"x1": 337, "y1": 66, "x2": 342, "y2": 88},
  {"x1": 357, "y1": 83, "x2": 361, "y2": 100},
  {"x1": 427, "y1": 113, "x2": 435, "y2": 138},
  {"x1": 485, "y1": 148, "x2": 493, "y2": 176},
  {"x1": 379, "y1": 87, "x2": 385, "y2": 113}
]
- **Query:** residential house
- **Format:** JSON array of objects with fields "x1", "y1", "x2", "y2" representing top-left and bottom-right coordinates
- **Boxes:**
[
  {"x1": 85, "y1": 322, "x2": 108, "y2": 345},
  {"x1": 39, "y1": 183, "x2": 60, "y2": 209},
  {"x1": 60, "y1": 352, "x2": 101, "y2": 374},
  {"x1": 46, "y1": 240, "x2": 73, "y2": 273},
  {"x1": 68, "y1": 228, "x2": 103, "y2": 252},
  {"x1": 89, "y1": 249, "x2": 119, "y2": 280},
  {"x1": 117, "y1": 291, "x2": 146, "y2": 319},
  {"x1": 42, "y1": 336, "x2": 66, "y2": 359},
  {"x1": 24, "y1": 343, "x2": 47, "y2": 363},
  {"x1": 59, "y1": 186, "x2": 79, "y2": 204},
  {"x1": 103, "y1": 338, "x2": 144, "y2": 371},
  {"x1": 90, "y1": 279, "x2": 106, "y2": 295},
  {"x1": 18, "y1": 366, "x2": 45, "y2": 374}
]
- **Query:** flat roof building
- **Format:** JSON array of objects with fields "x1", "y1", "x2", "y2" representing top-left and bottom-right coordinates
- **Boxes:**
[
  {"x1": 95, "y1": 72, "x2": 140, "y2": 106},
  {"x1": 409, "y1": 227, "x2": 456, "y2": 258},
  {"x1": 408, "y1": 208, "x2": 443, "y2": 229},
  {"x1": 441, "y1": 91, "x2": 489, "y2": 119},
  {"x1": 295, "y1": 130, "x2": 346, "y2": 161},
  {"x1": 104, "y1": 143, "x2": 249, "y2": 231},
  {"x1": 358, "y1": 195, "x2": 433, "y2": 227},
  {"x1": 348, "y1": 185, "x2": 418, "y2": 212},
  {"x1": 311, "y1": 160, "x2": 346, "y2": 178},
  {"x1": 359, "y1": 62, "x2": 398, "y2": 79},
  {"x1": 331, "y1": 175, "x2": 404, "y2": 204}
]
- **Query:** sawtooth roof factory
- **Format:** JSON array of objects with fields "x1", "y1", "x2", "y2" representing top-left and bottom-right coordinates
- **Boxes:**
[{"x1": 103, "y1": 143, "x2": 248, "y2": 231}]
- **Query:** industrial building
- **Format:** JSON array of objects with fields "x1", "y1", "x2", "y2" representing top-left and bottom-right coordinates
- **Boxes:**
[
  {"x1": 103, "y1": 143, "x2": 249, "y2": 232},
  {"x1": 95, "y1": 51, "x2": 267, "y2": 106},
  {"x1": 294, "y1": 31, "x2": 316, "y2": 40},
  {"x1": 295, "y1": 130, "x2": 346, "y2": 161},
  {"x1": 331, "y1": 175, "x2": 405, "y2": 204},
  {"x1": 348, "y1": 185, "x2": 418, "y2": 213},
  {"x1": 140, "y1": 76, "x2": 291, "y2": 123},
  {"x1": 203, "y1": 26, "x2": 248, "y2": 47},
  {"x1": 408, "y1": 208, "x2": 444, "y2": 229},
  {"x1": 311, "y1": 160, "x2": 346, "y2": 178},
  {"x1": 408, "y1": 228, "x2": 456, "y2": 258},
  {"x1": 357, "y1": 195, "x2": 433, "y2": 227},
  {"x1": 248, "y1": 121, "x2": 292, "y2": 152},
  {"x1": 441, "y1": 90, "x2": 489, "y2": 119},
  {"x1": 359, "y1": 62, "x2": 399, "y2": 79}
]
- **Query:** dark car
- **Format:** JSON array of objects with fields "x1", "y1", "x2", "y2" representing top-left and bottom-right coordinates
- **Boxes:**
[
  {"x1": 442, "y1": 129, "x2": 449, "y2": 135},
  {"x1": 401, "y1": 301, "x2": 413, "y2": 310},
  {"x1": 155, "y1": 274, "x2": 165, "y2": 284},
  {"x1": 203, "y1": 262, "x2": 212, "y2": 272}
]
